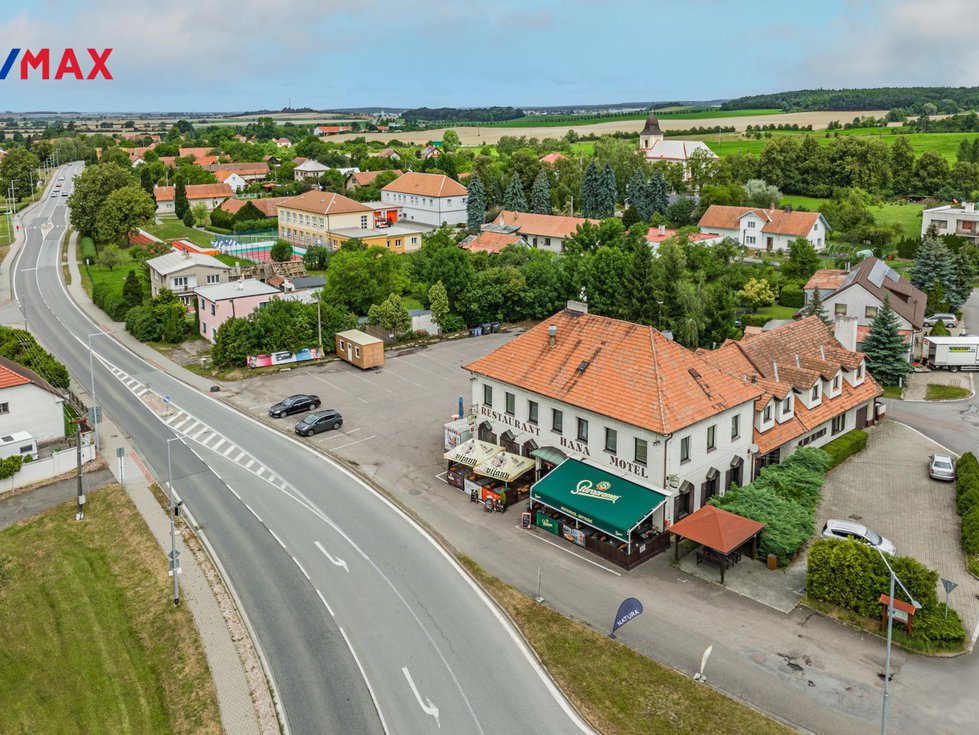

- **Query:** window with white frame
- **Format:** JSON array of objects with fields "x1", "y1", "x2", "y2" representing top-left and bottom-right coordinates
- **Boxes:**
[
  {"x1": 811, "y1": 385, "x2": 820, "y2": 402},
  {"x1": 763, "y1": 404, "x2": 773, "y2": 422},
  {"x1": 483, "y1": 384, "x2": 492, "y2": 407},
  {"x1": 528, "y1": 400, "x2": 538, "y2": 425},
  {"x1": 680, "y1": 436, "x2": 691, "y2": 462},
  {"x1": 552, "y1": 408, "x2": 563, "y2": 434},
  {"x1": 832, "y1": 414, "x2": 846, "y2": 435},
  {"x1": 605, "y1": 427, "x2": 617, "y2": 454},
  {"x1": 634, "y1": 438, "x2": 648, "y2": 465},
  {"x1": 505, "y1": 392, "x2": 515, "y2": 415},
  {"x1": 577, "y1": 417, "x2": 588, "y2": 442},
  {"x1": 834, "y1": 303, "x2": 847, "y2": 315},
  {"x1": 731, "y1": 414, "x2": 740, "y2": 439},
  {"x1": 706, "y1": 424, "x2": 716, "y2": 451},
  {"x1": 206, "y1": 274, "x2": 220, "y2": 284},
  {"x1": 172, "y1": 276, "x2": 188, "y2": 288}
]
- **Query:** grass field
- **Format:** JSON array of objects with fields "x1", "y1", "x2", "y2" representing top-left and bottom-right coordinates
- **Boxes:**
[
  {"x1": 926, "y1": 383, "x2": 972, "y2": 400},
  {"x1": 461, "y1": 557, "x2": 791, "y2": 734},
  {"x1": 780, "y1": 195, "x2": 924, "y2": 238},
  {"x1": 214, "y1": 253, "x2": 241, "y2": 267},
  {"x1": 750, "y1": 304, "x2": 798, "y2": 321},
  {"x1": 0, "y1": 485, "x2": 221, "y2": 734},
  {"x1": 657, "y1": 107, "x2": 782, "y2": 120},
  {"x1": 80, "y1": 242, "x2": 146, "y2": 301},
  {"x1": 145, "y1": 218, "x2": 215, "y2": 248}
]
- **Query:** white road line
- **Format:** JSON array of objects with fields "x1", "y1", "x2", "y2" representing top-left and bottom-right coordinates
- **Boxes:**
[
  {"x1": 191, "y1": 427, "x2": 209, "y2": 441},
  {"x1": 525, "y1": 532, "x2": 622, "y2": 576},
  {"x1": 435, "y1": 471, "x2": 448, "y2": 481},
  {"x1": 403, "y1": 666, "x2": 441, "y2": 729},
  {"x1": 331, "y1": 434, "x2": 376, "y2": 451},
  {"x1": 164, "y1": 412, "x2": 183, "y2": 425},
  {"x1": 244, "y1": 459, "x2": 255, "y2": 470},
  {"x1": 136, "y1": 388, "x2": 148, "y2": 397},
  {"x1": 350, "y1": 370, "x2": 397, "y2": 394},
  {"x1": 269, "y1": 529, "x2": 286, "y2": 549},
  {"x1": 181, "y1": 421, "x2": 202, "y2": 436},
  {"x1": 292, "y1": 557, "x2": 310, "y2": 581},
  {"x1": 229, "y1": 487, "x2": 241, "y2": 500},
  {"x1": 376, "y1": 368, "x2": 425, "y2": 389},
  {"x1": 222, "y1": 444, "x2": 236, "y2": 457},
  {"x1": 245, "y1": 504, "x2": 262, "y2": 523},
  {"x1": 339, "y1": 627, "x2": 390, "y2": 735},
  {"x1": 315, "y1": 589, "x2": 335, "y2": 618},
  {"x1": 314, "y1": 541, "x2": 350, "y2": 572},
  {"x1": 234, "y1": 450, "x2": 247, "y2": 462},
  {"x1": 212, "y1": 438, "x2": 227, "y2": 452},
  {"x1": 311, "y1": 374, "x2": 368, "y2": 403}
]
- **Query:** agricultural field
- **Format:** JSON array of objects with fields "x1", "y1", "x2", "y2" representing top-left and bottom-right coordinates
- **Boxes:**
[
  {"x1": 780, "y1": 195, "x2": 924, "y2": 238},
  {"x1": 657, "y1": 107, "x2": 782, "y2": 119}
]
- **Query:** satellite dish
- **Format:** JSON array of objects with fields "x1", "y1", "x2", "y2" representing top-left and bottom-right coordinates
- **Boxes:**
[{"x1": 749, "y1": 443, "x2": 759, "y2": 454}]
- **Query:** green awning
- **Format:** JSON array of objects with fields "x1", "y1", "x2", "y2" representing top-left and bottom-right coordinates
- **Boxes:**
[
  {"x1": 531, "y1": 459, "x2": 667, "y2": 542},
  {"x1": 531, "y1": 446, "x2": 567, "y2": 466}
]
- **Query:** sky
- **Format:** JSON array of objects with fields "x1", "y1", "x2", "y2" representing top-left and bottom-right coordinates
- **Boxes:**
[{"x1": 0, "y1": 0, "x2": 975, "y2": 112}]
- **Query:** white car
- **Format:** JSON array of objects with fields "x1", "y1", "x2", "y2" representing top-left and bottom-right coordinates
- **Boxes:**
[
  {"x1": 821, "y1": 519, "x2": 896, "y2": 556},
  {"x1": 924, "y1": 313, "x2": 958, "y2": 328},
  {"x1": 929, "y1": 454, "x2": 956, "y2": 481}
]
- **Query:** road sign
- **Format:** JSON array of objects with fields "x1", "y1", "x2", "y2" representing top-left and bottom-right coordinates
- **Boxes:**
[
  {"x1": 116, "y1": 447, "x2": 124, "y2": 458},
  {"x1": 168, "y1": 550, "x2": 180, "y2": 562},
  {"x1": 940, "y1": 577, "x2": 958, "y2": 619},
  {"x1": 87, "y1": 405, "x2": 102, "y2": 424},
  {"x1": 163, "y1": 395, "x2": 171, "y2": 404}
]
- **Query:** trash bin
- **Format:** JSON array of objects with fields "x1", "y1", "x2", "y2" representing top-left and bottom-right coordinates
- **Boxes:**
[
  {"x1": 490, "y1": 322, "x2": 500, "y2": 333},
  {"x1": 481, "y1": 323, "x2": 492, "y2": 335},
  {"x1": 766, "y1": 554, "x2": 778, "y2": 570}
]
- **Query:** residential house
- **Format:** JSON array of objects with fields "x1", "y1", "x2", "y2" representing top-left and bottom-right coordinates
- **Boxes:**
[
  {"x1": 178, "y1": 147, "x2": 212, "y2": 159},
  {"x1": 378, "y1": 148, "x2": 400, "y2": 161},
  {"x1": 146, "y1": 249, "x2": 233, "y2": 307},
  {"x1": 294, "y1": 159, "x2": 329, "y2": 180},
  {"x1": 194, "y1": 155, "x2": 219, "y2": 167},
  {"x1": 697, "y1": 205, "x2": 830, "y2": 251},
  {"x1": 489, "y1": 211, "x2": 599, "y2": 253},
  {"x1": 539, "y1": 152, "x2": 567, "y2": 166},
  {"x1": 698, "y1": 316, "x2": 881, "y2": 475},
  {"x1": 461, "y1": 231, "x2": 526, "y2": 254},
  {"x1": 921, "y1": 202, "x2": 979, "y2": 243},
  {"x1": 345, "y1": 169, "x2": 402, "y2": 192},
  {"x1": 205, "y1": 162, "x2": 269, "y2": 182},
  {"x1": 278, "y1": 190, "x2": 427, "y2": 254},
  {"x1": 0, "y1": 357, "x2": 66, "y2": 443},
  {"x1": 637, "y1": 112, "x2": 717, "y2": 176},
  {"x1": 275, "y1": 138, "x2": 292, "y2": 148},
  {"x1": 219, "y1": 196, "x2": 290, "y2": 219},
  {"x1": 381, "y1": 172, "x2": 468, "y2": 227},
  {"x1": 646, "y1": 224, "x2": 723, "y2": 252},
  {"x1": 805, "y1": 257, "x2": 927, "y2": 358},
  {"x1": 419, "y1": 145, "x2": 441, "y2": 160},
  {"x1": 153, "y1": 183, "x2": 233, "y2": 214},
  {"x1": 195, "y1": 279, "x2": 280, "y2": 343},
  {"x1": 215, "y1": 171, "x2": 247, "y2": 193},
  {"x1": 314, "y1": 125, "x2": 349, "y2": 136},
  {"x1": 266, "y1": 274, "x2": 326, "y2": 304}
]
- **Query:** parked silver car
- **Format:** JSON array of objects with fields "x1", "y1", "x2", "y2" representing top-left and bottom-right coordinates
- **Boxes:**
[
  {"x1": 929, "y1": 454, "x2": 956, "y2": 481},
  {"x1": 924, "y1": 313, "x2": 958, "y2": 328},
  {"x1": 821, "y1": 519, "x2": 896, "y2": 556}
]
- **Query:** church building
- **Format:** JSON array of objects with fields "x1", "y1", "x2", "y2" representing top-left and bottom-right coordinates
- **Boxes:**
[{"x1": 638, "y1": 112, "x2": 717, "y2": 177}]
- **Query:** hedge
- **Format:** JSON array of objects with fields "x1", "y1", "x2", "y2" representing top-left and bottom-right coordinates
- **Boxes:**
[
  {"x1": 822, "y1": 429, "x2": 868, "y2": 470},
  {"x1": 0, "y1": 455, "x2": 23, "y2": 480},
  {"x1": 740, "y1": 313, "x2": 771, "y2": 328},
  {"x1": 92, "y1": 282, "x2": 131, "y2": 322},
  {"x1": 779, "y1": 284, "x2": 805, "y2": 308},
  {"x1": 80, "y1": 236, "x2": 97, "y2": 264},
  {"x1": 807, "y1": 538, "x2": 966, "y2": 647},
  {"x1": 955, "y1": 453, "x2": 979, "y2": 560}
]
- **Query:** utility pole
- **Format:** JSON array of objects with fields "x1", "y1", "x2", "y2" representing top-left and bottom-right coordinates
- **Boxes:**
[
  {"x1": 317, "y1": 299, "x2": 323, "y2": 352},
  {"x1": 166, "y1": 437, "x2": 181, "y2": 606},
  {"x1": 72, "y1": 417, "x2": 90, "y2": 520}
]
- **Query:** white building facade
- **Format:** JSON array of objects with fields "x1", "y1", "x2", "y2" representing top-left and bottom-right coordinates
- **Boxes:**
[{"x1": 381, "y1": 172, "x2": 468, "y2": 227}]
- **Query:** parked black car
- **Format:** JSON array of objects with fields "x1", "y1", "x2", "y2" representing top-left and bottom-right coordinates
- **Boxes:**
[
  {"x1": 269, "y1": 394, "x2": 320, "y2": 418},
  {"x1": 295, "y1": 409, "x2": 343, "y2": 437}
]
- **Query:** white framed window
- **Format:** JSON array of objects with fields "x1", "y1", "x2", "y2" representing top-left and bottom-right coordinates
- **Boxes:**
[
  {"x1": 763, "y1": 404, "x2": 773, "y2": 422},
  {"x1": 355, "y1": 346, "x2": 361, "y2": 358},
  {"x1": 834, "y1": 303, "x2": 847, "y2": 316},
  {"x1": 731, "y1": 414, "x2": 740, "y2": 439},
  {"x1": 634, "y1": 438, "x2": 648, "y2": 465},
  {"x1": 680, "y1": 436, "x2": 691, "y2": 462},
  {"x1": 0, "y1": 402, "x2": 10, "y2": 414},
  {"x1": 172, "y1": 276, "x2": 188, "y2": 288},
  {"x1": 552, "y1": 408, "x2": 563, "y2": 434},
  {"x1": 746, "y1": 236, "x2": 756, "y2": 245},
  {"x1": 577, "y1": 417, "x2": 588, "y2": 442},
  {"x1": 483, "y1": 384, "x2": 492, "y2": 406},
  {"x1": 528, "y1": 400, "x2": 539, "y2": 425},
  {"x1": 605, "y1": 427, "x2": 617, "y2": 454},
  {"x1": 706, "y1": 424, "x2": 716, "y2": 451},
  {"x1": 811, "y1": 385, "x2": 820, "y2": 402},
  {"x1": 206, "y1": 274, "x2": 220, "y2": 284},
  {"x1": 747, "y1": 221, "x2": 756, "y2": 228}
]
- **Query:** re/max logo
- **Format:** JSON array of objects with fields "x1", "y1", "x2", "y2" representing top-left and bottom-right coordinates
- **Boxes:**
[{"x1": 0, "y1": 48, "x2": 113, "y2": 80}]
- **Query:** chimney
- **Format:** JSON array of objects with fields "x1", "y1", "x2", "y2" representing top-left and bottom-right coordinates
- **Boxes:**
[
  {"x1": 548, "y1": 324, "x2": 557, "y2": 348},
  {"x1": 658, "y1": 224, "x2": 666, "y2": 235},
  {"x1": 966, "y1": 202, "x2": 976, "y2": 213},
  {"x1": 566, "y1": 299, "x2": 588, "y2": 314},
  {"x1": 773, "y1": 361, "x2": 780, "y2": 382},
  {"x1": 834, "y1": 315, "x2": 858, "y2": 352}
]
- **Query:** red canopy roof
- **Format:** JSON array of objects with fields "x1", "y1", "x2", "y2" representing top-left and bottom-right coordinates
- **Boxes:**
[{"x1": 668, "y1": 505, "x2": 765, "y2": 555}]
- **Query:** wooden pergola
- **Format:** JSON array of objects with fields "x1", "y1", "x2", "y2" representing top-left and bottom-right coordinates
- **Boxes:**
[{"x1": 669, "y1": 505, "x2": 765, "y2": 584}]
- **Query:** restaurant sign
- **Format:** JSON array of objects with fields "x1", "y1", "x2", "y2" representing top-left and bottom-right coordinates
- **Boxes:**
[
  {"x1": 571, "y1": 479, "x2": 620, "y2": 503},
  {"x1": 535, "y1": 514, "x2": 561, "y2": 535}
]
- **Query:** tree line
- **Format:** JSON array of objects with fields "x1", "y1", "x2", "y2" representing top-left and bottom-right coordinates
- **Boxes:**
[{"x1": 722, "y1": 87, "x2": 979, "y2": 114}]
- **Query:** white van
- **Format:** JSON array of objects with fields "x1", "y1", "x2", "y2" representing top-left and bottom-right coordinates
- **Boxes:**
[{"x1": 0, "y1": 432, "x2": 39, "y2": 461}]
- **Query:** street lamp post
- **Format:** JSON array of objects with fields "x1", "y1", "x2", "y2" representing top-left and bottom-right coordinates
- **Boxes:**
[
  {"x1": 87, "y1": 330, "x2": 113, "y2": 451},
  {"x1": 166, "y1": 436, "x2": 182, "y2": 607},
  {"x1": 874, "y1": 545, "x2": 921, "y2": 735}
]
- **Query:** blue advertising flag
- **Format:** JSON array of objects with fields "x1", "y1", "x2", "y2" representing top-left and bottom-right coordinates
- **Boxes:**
[
  {"x1": 458, "y1": 395, "x2": 465, "y2": 419},
  {"x1": 609, "y1": 597, "x2": 643, "y2": 638}
]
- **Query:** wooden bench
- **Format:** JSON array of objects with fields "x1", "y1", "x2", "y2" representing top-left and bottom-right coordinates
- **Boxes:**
[{"x1": 696, "y1": 550, "x2": 727, "y2": 570}]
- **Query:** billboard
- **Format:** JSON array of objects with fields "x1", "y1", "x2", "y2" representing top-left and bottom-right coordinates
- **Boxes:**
[{"x1": 246, "y1": 347, "x2": 324, "y2": 368}]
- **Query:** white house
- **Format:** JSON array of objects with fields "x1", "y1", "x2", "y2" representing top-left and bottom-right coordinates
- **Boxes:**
[
  {"x1": 146, "y1": 249, "x2": 233, "y2": 307},
  {"x1": 921, "y1": 202, "x2": 979, "y2": 243},
  {"x1": 381, "y1": 172, "x2": 468, "y2": 227},
  {"x1": 805, "y1": 257, "x2": 927, "y2": 358},
  {"x1": 294, "y1": 159, "x2": 329, "y2": 180},
  {"x1": 215, "y1": 171, "x2": 247, "y2": 193},
  {"x1": 153, "y1": 184, "x2": 233, "y2": 215},
  {"x1": 697, "y1": 205, "x2": 830, "y2": 251},
  {"x1": 488, "y1": 211, "x2": 599, "y2": 253},
  {"x1": 0, "y1": 358, "x2": 65, "y2": 444}
]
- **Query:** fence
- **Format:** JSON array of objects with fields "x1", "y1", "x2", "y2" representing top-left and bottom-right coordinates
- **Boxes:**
[{"x1": 0, "y1": 439, "x2": 97, "y2": 496}]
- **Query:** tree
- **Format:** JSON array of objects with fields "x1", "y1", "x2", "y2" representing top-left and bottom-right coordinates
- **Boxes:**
[
  {"x1": 368, "y1": 293, "x2": 412, "y2": 336},
  {"x1": 910, "y1": 232, "x2": 961, "y2": 307},
  {"x1": 323, "y1": 246, "x2": 408, "y2": 315},
  {"x1": 174, "y1": 180, "x2": 189, "y2": 218},
  {"x1": 530, "y1": 170, "x2": 551, "y2": 215},
  {"x1": 139, "y1": 164, "x2": 155, "y2": 195},
  {"x1": 212, "y1": 317, "x2": 258, "y2": 367},
  {"x1": 890, "y1": 136, "x2": 915, "y2": 194},
  {"x1": 596, "y1": 163, "x2": 617, "y2": 219},
  {"x1": 580, "y1": 160, "x2": 600, "y2": 218},
  {"x1": 628, "y1": 170, "x2": 653, "y2": 222},
  {"x1": 930, "y1": 318, "x2": 950, "y2": 336},
  {"x1": 94, "y1": 185, "x2": 156, "y2": 245},
  {"x1": 122, "y1": 270, "x2": 144, "y2": 309},
  {"x1": 743, "y1": 179, "x2": 782, "y2": 208},
  {"x1": 269, "y1": 239, "x2": 294, "y2": 263},
  {"x1": 428, "y1": 280, "x2": 450, "y2": 332},
  {"x1": 97, "y1": 245, "x2": 122, "y2": 271},
  {"x1": 0, "y1": 148, "x2": 40, "y2": 201},
  {"x1": 251, "y1": 299, "x2": 315, "y2": 354},
  {"x1": 181, "y1": 207, "x2": 195, "y2": 228},
  {"x1": 191, "y1": 202, "x2": 209, "y2": 226},
  {"x1": 620, "y1": 233, "x2": 657, "y2": 324},
  {"x1": 862, "y1": 297, "x2": 911, "y2": 386},
  {"x1": 503, "y1": 173, "x2": 527, "y2": 212},
  {"x1": 913, "y1": 150, "x2": 951, "y2": 196},
  {"x1": 649, "y1": 171, "x2": 669, "y2": 215},
  {"x1": 67, "y1": 163, "x2": 132, "y2": 237},
  {"x1": 442, "y1": 129, "x2": 460, "y2": 152},
  {"x1": 800, "y1": 288, "x2": 832, "y2": 327},
  {"x1": 414, "y1": 229, "x2": 473, "y2": 308},
  {"x1": 666, "y1": 196, "x2": 697, "y2": 227},
  {"x1": 737, "y1": 278, "x2": 776, "y2": 309},
  {"x1": 466, "y1": 174, "x2": 486, "y2": 233},
  {"x1": 782, "y1": 237, "x2": 821, "y2": 281}
]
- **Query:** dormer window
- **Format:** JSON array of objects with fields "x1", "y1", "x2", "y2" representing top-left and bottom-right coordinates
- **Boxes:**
[
  {"x1": 833, "y1": 374, "x2": 841, "y2": 391},
  {"x1": 856, "y1": 363, "x2": 864, "y2": 381},
  {"x1": 781, "y1": 396, "x2": 792, "y2": 414},
  {"x1": 763, "y1": 404, "x2": 773, "y2": 422},
  {"x1": 811, "y1": 385, "x2": 820, "y2": 402}
]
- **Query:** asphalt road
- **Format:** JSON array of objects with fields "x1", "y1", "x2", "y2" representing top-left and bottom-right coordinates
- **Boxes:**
[{"x1": 12, "y1": 164, "x2": 592, "y2": 735}]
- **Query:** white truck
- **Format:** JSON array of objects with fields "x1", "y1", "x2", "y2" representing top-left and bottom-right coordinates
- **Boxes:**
[
  {"x1": 925, "y1": 335, "x2": 979, "y2": 371},
  {"x1": 0, "y1": 431, "x2": 39, "y2": 461}
]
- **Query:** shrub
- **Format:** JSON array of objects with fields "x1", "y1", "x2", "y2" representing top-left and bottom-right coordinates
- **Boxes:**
[
  {"x1": 822, "y1": 429, "x2": 868, "y2": 470},
  {"x1": 125, "y1": 305, "x2": 161, "y2": 342},
  {"x1": 740, "y1": 313, "x2": 770, "y2": 328},
  {"x1": 956, "y1": 453, "x2": 979, "y2": 515},
  {"x1": 779, "y1": 284, "x2": 805, "y2": 308},
  {"x1": 0, "y1": 455, "x2": 24, "y2": 480},
  {"x1": 80, "y1": 236, "x2": 97, "y2": 264},
  {"x1": 962, "y1": 507, "x2": 979, "y2": 555},
  {"x1": 753, "y1": 448, "x2": 829, "y2": 511},
  {"x1": 440, "y1": 313, "x2": 466, "y2": 332},
  {"x1": 711, "y1": 484, "x2": 813, "y2": 564}
]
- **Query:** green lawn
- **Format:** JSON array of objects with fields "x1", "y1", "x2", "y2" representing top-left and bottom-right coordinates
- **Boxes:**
[
  {"x1": 882, "y1": 384, "x2": 904, "y2": 400},
  {"x1": 214, "y1": 253, "x2": 241, "y2": 267},
  {"x1": 0, "y1": 485, "x2": 221, "y2": 734},
  {"x1": 751, "y1": 304, "x2": 798, "y2": 321},
  {"x1": 868, "y1": 202, "x2": 924, "y2": 237},
  {"x1": 79, "y1": 243, "x2": 145, "y2": 301},
  {"x1": 925, "y1": 383, "x2": 972, "y2": 401},
  {"x1": 779, "y1": 195, "x2": 828, "y2": 211},
  {"x1": 144, "y1": 218, "x2": 215, "y2": 248}
]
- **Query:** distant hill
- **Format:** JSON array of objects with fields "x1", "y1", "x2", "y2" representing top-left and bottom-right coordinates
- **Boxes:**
[{"x1": 722, "y1": 87, "x2": 979, "y2": 114}]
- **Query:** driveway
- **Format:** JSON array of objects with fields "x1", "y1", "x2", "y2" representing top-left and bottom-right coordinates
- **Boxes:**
[{"x1": 817, "y1": 421, "x2": 979, "y2": 641}]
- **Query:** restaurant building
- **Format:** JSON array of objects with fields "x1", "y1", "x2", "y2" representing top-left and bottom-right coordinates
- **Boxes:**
[{"x1": 460, "y1": 303, "x2": 881, "y2": 567}]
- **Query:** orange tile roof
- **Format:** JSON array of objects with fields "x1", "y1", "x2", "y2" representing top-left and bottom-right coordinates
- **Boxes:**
[
  {"x1": 494, "y1": 211, "x2": 599, "y2": 240},
  {"x1": 205, "y1": 162, "x2": 269, "y2": 176},
  {"x1": 194, "y1": 155, "x2": 218, "y2": 166},
  {"x1": 158, "y1": 156, "x2": 178, "y2": 167},
  {"x1": 462, "y1": 231, "x2": 523, "y2": 254},
  {"x1": 668, "y1": 505, "x2": 765, "y2": 555},
  {"x1": 698, "y1": 205, "x2": 823, "y2": 237},
  {"x1": 279, "y1": 190, "x2": 372, "y2": 215},
  {"x1": 382, "y1": 172, "x2": 467, "y2": 198},
  {"x1": 804, "y1": 269, "x2": 848, "y2": 291},
  {"x1": 219, "y1": 196, "x2": 290, "y2": 217},
  {"x1": 0, "y1": 363, "x2": 31, "y2": 389},
  {"x1": 153, "y1": 184, "x2": 233, "y2": 202},
  {"x1": 539, "y1": 152, "x2": 567, "y2": 165},
  {"x1": 179, "y1": 147, "x2": 212, "y2": 159},
  {"x1": 215, "y1": 171, "x2": 237, "y2": 183},
  {"x1": 464, "y1": 309, "x2": 764, "y2": 435},
  {"x1": 348, "y1": 169, "x2": 402, "y2": 187}
]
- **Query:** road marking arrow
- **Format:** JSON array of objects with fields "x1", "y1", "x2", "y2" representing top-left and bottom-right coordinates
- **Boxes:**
[
  {"x1": 402, "y1": 666, "x2": 440, "y2": 729},
  {"x1": 314, "y1": 541, "x2": 349, "y2": 572}
]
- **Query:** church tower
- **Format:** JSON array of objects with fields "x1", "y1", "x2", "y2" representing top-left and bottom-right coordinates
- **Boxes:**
[{"x1": 639, "y1": 112, "x2": 664, "y2": 150}]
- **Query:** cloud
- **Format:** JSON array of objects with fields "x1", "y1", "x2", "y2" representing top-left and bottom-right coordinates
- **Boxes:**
[{"x1": 785, "y1": 0, "x2": 979, "y2": 88}]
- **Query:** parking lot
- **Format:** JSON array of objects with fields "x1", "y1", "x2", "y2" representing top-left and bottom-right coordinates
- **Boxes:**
[{"x1": 817, "y1": 420, "x2": 979, "y2": 640}]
